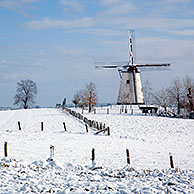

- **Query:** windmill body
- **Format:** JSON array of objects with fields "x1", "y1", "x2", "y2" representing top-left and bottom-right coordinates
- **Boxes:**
[
  {"x1": 117, "y1": 68, "x2": 144, "y2": 104},
  {"x1": 96, "y1": 29, "x2": 170, "y2": 105}
]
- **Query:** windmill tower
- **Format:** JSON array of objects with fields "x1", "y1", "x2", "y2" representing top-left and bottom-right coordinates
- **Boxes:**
[{"x1": 96, "y1": 29, "x2": 170, "y2": 105}]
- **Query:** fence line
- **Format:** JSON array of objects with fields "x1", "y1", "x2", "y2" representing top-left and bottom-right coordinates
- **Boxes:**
[
  {"x1": 2, "y1": 141, "x2": 175, "y2": 169},
  {"x1": 63, "y1": 107, "x2": 111, "y2": 136},
  {"x1": 12, "y1": 118, "x2": 108, "y2": 134}
]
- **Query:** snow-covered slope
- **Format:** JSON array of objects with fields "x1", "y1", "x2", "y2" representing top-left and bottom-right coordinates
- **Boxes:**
[
  {"x1": 0, "y1": 107, "x2": 193, "y2": 193},
  {"x1": 82, "y1": 108, "x2": 194, "y2": 170}
]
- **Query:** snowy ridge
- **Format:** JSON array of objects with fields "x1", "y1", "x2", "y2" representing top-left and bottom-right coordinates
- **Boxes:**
[
  {"x1": 0, "y1": 107, "x2": 193, "y2": 193},
  {"x1": 0, "y1": 157, "x2": 193, "y2": 193}
]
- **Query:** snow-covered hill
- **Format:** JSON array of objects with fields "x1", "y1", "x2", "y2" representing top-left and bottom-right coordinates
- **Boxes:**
[{"x1": 0, "y1": 107, "x2": 193, "y2": 193}]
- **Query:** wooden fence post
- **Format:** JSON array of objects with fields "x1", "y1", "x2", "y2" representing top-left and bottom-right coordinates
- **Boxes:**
[
  {"x1": 41, "y1": 122, "x2": 44, "y2": 131},
  {"x1": 92, "y1": 148, "x2": 95, "y2": 162},
  {"x1": 4, "y1": 142, "x2": 8, "y2": 157},
  {"x1": 100, "y1": 122, "x2": 102, "y2": 130},
  {"x1": 88, "y1": 120, "x2": 92, "y2": 127},
  {"x1": 126, "y1": 149, "x2": 130, "y2": 164},
  {"x1": 91, "y1": 120, "x2": 95, "y2": 128},
  {"x1": 50, "y1": 145, "x2": 54, "y2": 160},
  {"x1": 125, "y1": 106, "x2": 127, "y2": 113},
  {"x1": 96, "y1": 122, "x2": 99, "y2": 130},
  {"x1": 103, "y1": 123, "x2": 106, "y2": 129},
  {"x1": 107, "y1": 127, "x2": 110, "y2": 136},
  {"x1": 18, "y1": 121, "x2": 21, "y2": 130},
  {"x1": 169, "y1": 153, "x2": 174, "y2": 168},
  {"x1": 63, "y1": 122, "x2": 67, "y2": 131},
  {"x1": 122, "y1": 105, "x2": 124, "y2": 112},
  {"x1": 85, "y1": 124, "x2": 88, "y2": 133}
]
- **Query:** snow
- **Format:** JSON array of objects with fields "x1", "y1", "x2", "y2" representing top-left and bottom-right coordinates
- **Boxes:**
[{"x1": 0, "y1": 107, "x2": 193, "y2": 193}]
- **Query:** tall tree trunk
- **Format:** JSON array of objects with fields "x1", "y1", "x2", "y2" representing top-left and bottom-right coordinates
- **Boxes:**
[
  {"x1": 177, "y1": 102, "x2": 181, "y2": 115},
  {"x1": 89, "y1": 103, "x2": 91, "y2": 113}
]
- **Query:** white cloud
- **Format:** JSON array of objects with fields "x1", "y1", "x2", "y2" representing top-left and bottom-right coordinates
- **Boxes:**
[
  {"x1": 59, "y1": 0, "x2": 83, "y2": 12},
  {"x1": 99, "y1": 0, "x2": 137, "y2": 16},
  {"x1": 0, "y1": 0, "x2": 21, "y2": 9},
  {"x1": 26, "y1": 17, "x2": 94, "y2": 30},
  {"x1": 38, "y1": 50, "x2": 47, "y2": 57},
  {"x1": 101, "y1": 0, "x2": 123, "y2": 6},
  {"x1": 35, "y1": 62, "x2": 44, "y2": 67},
  {"x1": 83, "y1": 28, "x2": 125, "y2": 37},
  {"x1": 0, "y1": 71, "x2": 31, "y2": 82},
  {"x1": 20, "y1": 0, "x2": 38, "y2": 2},
  {"x1": 0, "y1": 0, "x2": 38, "y2": 15},
  {"x1": 0, "y1": 0, "x2": 37, "y2": 8},
  {"x1": 171, "y1": 29, "x2": 194, "y2": 36},
  {"x1": 102, "y1": 39, "x2": 125, "y2": 45},
  {"x1": 96, "y1": 14, "x2": 194, "y2": 33},
  {"x1": 135, "y1": 37, "x2": 194, "y2": 67},
  {"x1": 136, "y1": 17, "x2": 194, "y2": 31},
  {"x1": 165, "y1": 0, "x2": 191, "y2": 3},
  {"x1": 56, "y1": 46, "x2": 87, "y2": 57},
  {"x1": 2, "y1": 59, "x2": 6, "y2": 64},
  {"x1": 103, "y1": 2, "x2": 137, "y2": 15}
]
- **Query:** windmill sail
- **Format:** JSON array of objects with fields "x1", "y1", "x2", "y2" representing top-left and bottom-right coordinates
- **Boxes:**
[
  {"x1": 95, "y1": 61, "x2": 129, "y2": 70},
  {"x1": 136, "y1": 63, "x2": 170, "y2": 67},
  {"x1": 128, "y1": 29, "x2": 137, "y2": 65},
  {"x1": 129, "y1": 30, "x2": 134, "y2": 65},
  {"x1": 128, "y1": 29, "x2": 138, "y2": 103}
]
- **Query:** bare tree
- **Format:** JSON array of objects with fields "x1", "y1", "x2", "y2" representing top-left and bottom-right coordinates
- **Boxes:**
[
  {"x1": 186, "y1": 88, "x2": 194, "y2": 113},
  {"x1": 152, "y1": 88, "x2": 170, "y2": 111},
  {"x1": 183, "y1": 75, "x2": 194, "y2": 90},
  {"x1": 168, "y1": 77, "x2": 184, "y2": 115},
  {"x1": 14, "y1": 80, "x2": 37, "y2": 109},
  {"x1": 142, "y1": 79, "x2": 152, "y2": 105},
  {"x1": 72, "y1": 90, "x2": 83, "y2": 108},
  {"x1": 182, "y1": 75, "x2": 194, "y2": 113},
  {"x1": 82, "y1": 82, "x2": 97, "y2": 112}
]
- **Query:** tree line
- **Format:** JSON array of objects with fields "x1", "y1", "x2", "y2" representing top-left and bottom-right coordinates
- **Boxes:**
[
  {"x1": 72, "y1": 82, "x2": 97, "y2": 113},
  {"x1": 13, "y1": 76, "x2": 193, "y2": 119},
  {"x1": 144, "y1": 75, "x2": 194, "y2": 116},
  {"x1": 12, "y1": 80, "x2": 98, "y2": 111}
]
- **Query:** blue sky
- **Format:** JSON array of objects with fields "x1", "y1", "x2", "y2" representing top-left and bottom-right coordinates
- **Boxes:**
[{"x1": 0, "y1": 0, "x2": 194, "y2": 107}]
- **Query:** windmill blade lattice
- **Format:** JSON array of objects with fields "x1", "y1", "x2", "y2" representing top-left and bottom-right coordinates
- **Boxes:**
[{"x1": 95, "y1": 61, "x2": 129, "y2": 70}]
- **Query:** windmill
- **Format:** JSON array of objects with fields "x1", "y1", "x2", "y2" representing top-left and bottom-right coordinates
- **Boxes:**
[{"x1": 95, "y1": 29, "x2": 171, "y2": 105}]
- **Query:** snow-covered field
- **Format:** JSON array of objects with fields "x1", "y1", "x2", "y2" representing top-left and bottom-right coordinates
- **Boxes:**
[{"x1": 0, "y1": 107, "x2": 193, "y2": 193}]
